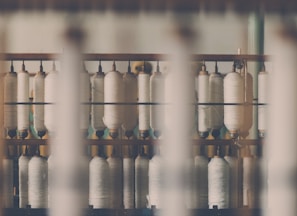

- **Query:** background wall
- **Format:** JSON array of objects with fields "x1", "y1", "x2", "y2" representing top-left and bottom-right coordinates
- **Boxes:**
[{"x1": 1, "y1": 10, "x2": 251, "y2": 74}]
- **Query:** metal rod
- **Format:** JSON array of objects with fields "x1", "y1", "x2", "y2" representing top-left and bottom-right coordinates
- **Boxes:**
[{"x1": 3, "y1": 102, "x2": 268, "y2": 105}]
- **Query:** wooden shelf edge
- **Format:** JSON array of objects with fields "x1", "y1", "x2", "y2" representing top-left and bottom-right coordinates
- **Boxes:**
[
  {"x1": 3, "y1": 207, "x2": 263, "y2": 216},
  {"x1": 1, "y1": 53, "x2": 271, "y2": 62}
]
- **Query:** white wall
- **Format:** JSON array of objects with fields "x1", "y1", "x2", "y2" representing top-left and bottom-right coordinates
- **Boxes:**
[{"x1": 1, "y1": 10, "x2": 249, "y2": 74}]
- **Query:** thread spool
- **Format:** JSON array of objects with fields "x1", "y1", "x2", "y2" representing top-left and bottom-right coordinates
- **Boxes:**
[
  {"x1": 150, "y1": 61, "x2": 164, "y2": 138},
  {"x1": 3, "y1": 157, "x2": 14, "y2": 208},
  {"x1": 28, "y1": 154, "x2": 48, "y2": 208},
  {"x1": 89, "y1": 152, "x2": 110, "y2": 208},
  {"x1": 19, "y1": 147, "x2": 30, "y2": 208},
  {"x1": 17, "y1": 61, "x2": 30, "y2": 139},
  {"x1": 44, "y1": 61, "x2": 58, "y2": 135},
  {"x1": 80, "y1": 154, "x2": 90, "y2": 208},
  {"x1": 198, "y1": 63, "x2": 210, "y2": 139},
  {"x1": 240, "y1": 63, "x2": 253, "y2": 138},
  {"x1": 253, "y1": 155, "x2": 262, "y2": 209},
  {"x1": 103, "y1": 62, "x2": 124, "y2": 139},
  {"x1": 138, "y1": 62, "x2": 151, "y2": 139},
  {"x1": 91, "y1": 61, "x2": 105, "y2": 139},
  {"x1": 4, "y1": 61, "x2": 17, "y2": 138},
  {"x1": 243, "y1": 146, "x2": 259, "y2": 208},
  {"x1": 123, "y1": 150, "x2": 135, "y2": 209},
  {"x1": 107, "y1": 148, "x2": 123, "y2": 208},
  {"x1": 194, "y1": 146, "x2": 208, "y2": 208},
  {"x1": 224, "y1": 65, "x2": 244, "y2": 139},
  {"x1": 149, "y1": 151, "x2": 163, "y2": 208},
  {"x1": 185, "y1": 156, "x2": 195, "y2": 209},
  {"x1": 80, "y1": 63, "x2": 91, "y2": 137},
  {"x1": 209, "y1": 62, "x2": 224, "y2": 139},
  {"x1": 258, "y1": 64, "x2": 268, "y2": 138},
  {"x1": 47, "y1": 154, "x2": 53, "y2": 208},
  {"x1": 135, "y1": 147, "x2": 149, "y2": 208},
  {"x1": 224, "y1": 146, "x2": 239, "y2": 208},
  {"x1": 122, "y1": 61, "x2": 138, "y2": 139},
  {"x1": 208, "y1": 147, "x2": 230, "y2": 209},
  {"x1": 33, "y1": 61, "x2": 46, "y2": 138}
]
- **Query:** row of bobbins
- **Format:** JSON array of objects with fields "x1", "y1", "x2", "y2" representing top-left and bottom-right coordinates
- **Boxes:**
[
  {"x1": 197, "y1": 60, "x2": 268, "y2": 141},
  {"x1": 5, "y1": 142, "x2": 260, "y2": 210},
  {"x1": 3, "y1": 59, "x2": 269, "y2": 141},
  {"x1": 3, "y1": 60, "x2": 162, "y2": 140}
]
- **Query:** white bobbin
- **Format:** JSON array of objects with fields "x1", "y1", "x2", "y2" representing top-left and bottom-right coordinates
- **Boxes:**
[
  {"x1": 122, "y1": 64, "x2": 138, "y2": 138},
  {"x1": 28, "y1": 155, "x2": 48, "y2": 208},
  {"x1": 33, "y1": 63, "x2": 46, "y2": 138},
  {"x1": 107, "y1": 152, "x2": 123, "y2": 208},
  {"x1": 135, "y1": 152, "x2": 149, "y2": 208},
  {"x1": 103, "y1": 62, "x2": 124, "y2": 139},
  {"x1": 4, "y1": 64, "x2": 18, "y2": 138},
  {"x1": 91, "y1": 63, "x2": 105, "y2": 138},
  {"x1": 19, "y1": 154, "x2": 30, "y2": 208},
  {"x1": 89, "y1": 155, "x2": 110, "y2": 208},
  {"x1": 208, "y1": 156, "x2": 230, "y2": 209}
]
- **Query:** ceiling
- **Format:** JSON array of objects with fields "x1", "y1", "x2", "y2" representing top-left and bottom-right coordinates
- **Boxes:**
[{"x1": 0, "y1": 0, "x2": 296, "y2": 13}]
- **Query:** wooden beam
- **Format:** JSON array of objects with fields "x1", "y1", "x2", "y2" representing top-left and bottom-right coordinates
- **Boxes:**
[
  {"x1": 0, "y1": 0, "x2": 297, "y2": 13},
  {"x1": 1, "y1": 53, "x2": 271, "y2": 62}
]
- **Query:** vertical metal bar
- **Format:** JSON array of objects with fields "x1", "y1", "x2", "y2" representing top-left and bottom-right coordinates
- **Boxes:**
[{"x1": 247, "y1": 12, "x2": 264, "y2": 140}]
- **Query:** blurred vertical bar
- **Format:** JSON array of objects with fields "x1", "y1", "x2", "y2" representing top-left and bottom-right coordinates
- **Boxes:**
[
  {"x1": 50, "y1": 22, "x2": 85, "y2": 216},
  {"x1": 266, "y1": 22, "x2": 297, "y2": 216},
  {"x1": 0, "y1": 16, "x2": 7, "y2": 216},
  {"x1": 162, "y1": 15, "x2": 196, "y2": 216}
]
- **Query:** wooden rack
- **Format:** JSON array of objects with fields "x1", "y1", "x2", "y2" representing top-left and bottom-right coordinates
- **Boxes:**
[
  {"x1": 2, "y1": 52, "x2": 266, "y2": 157},
  {"x1": 2, "y1": 53, "x2": 265, "y2": 216},
  {"x1": 2, "y1": 53, "x2": 265, "y2": 149}
]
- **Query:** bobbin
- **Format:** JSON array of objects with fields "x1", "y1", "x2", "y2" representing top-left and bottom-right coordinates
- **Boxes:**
[
  {"x1": 44, "y1": 61, "x2": 58, "y2": 135},
  {"x1": 91, "y1": 60, "x2": 105, "y2": 139},
  {"x1": 33, "y1": 60, "x2": 47, "y2": 139},
  {"x1": 209, "y1": 61, "x2": 224, "y2": 139},
  {"x1": 4, "y1": 60, "x2": 18, "y2": 138},
  {"x1": 197, "y1": 62, "x2": 210, "y2": 139},
  {"x1": 122, "y1": 60, "x2": 138, "y2": 139},
  {"x1": 150, "y1": 61, "x2": 164, "y2": 139},
  {"x1": 258, "y1": 63, "x2": 268, "y2": 139},
  {"x1": 104, "y1": 61, "x2": 124, "y2": 139},
  {"x1": 138, "y1": 61, "x2": 151, "y2": 139},
  {"x1": 17, "y1": 61, "x2": 30, "y2": 139},
  {"x1": 80, "y1": 61, "x2": 91, "y2": 138}
]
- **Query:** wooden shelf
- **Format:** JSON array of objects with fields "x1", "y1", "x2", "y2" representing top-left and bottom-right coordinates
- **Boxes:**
[
  {"x1": 1, "y1": 53, "x2": 270, "y2": 62},
  {"x1": 4, "y1": 138, "x2": 261, "y2": 146},
  {"x1": 3, "y1": 208, "x2": 262, "y2": 216}
]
